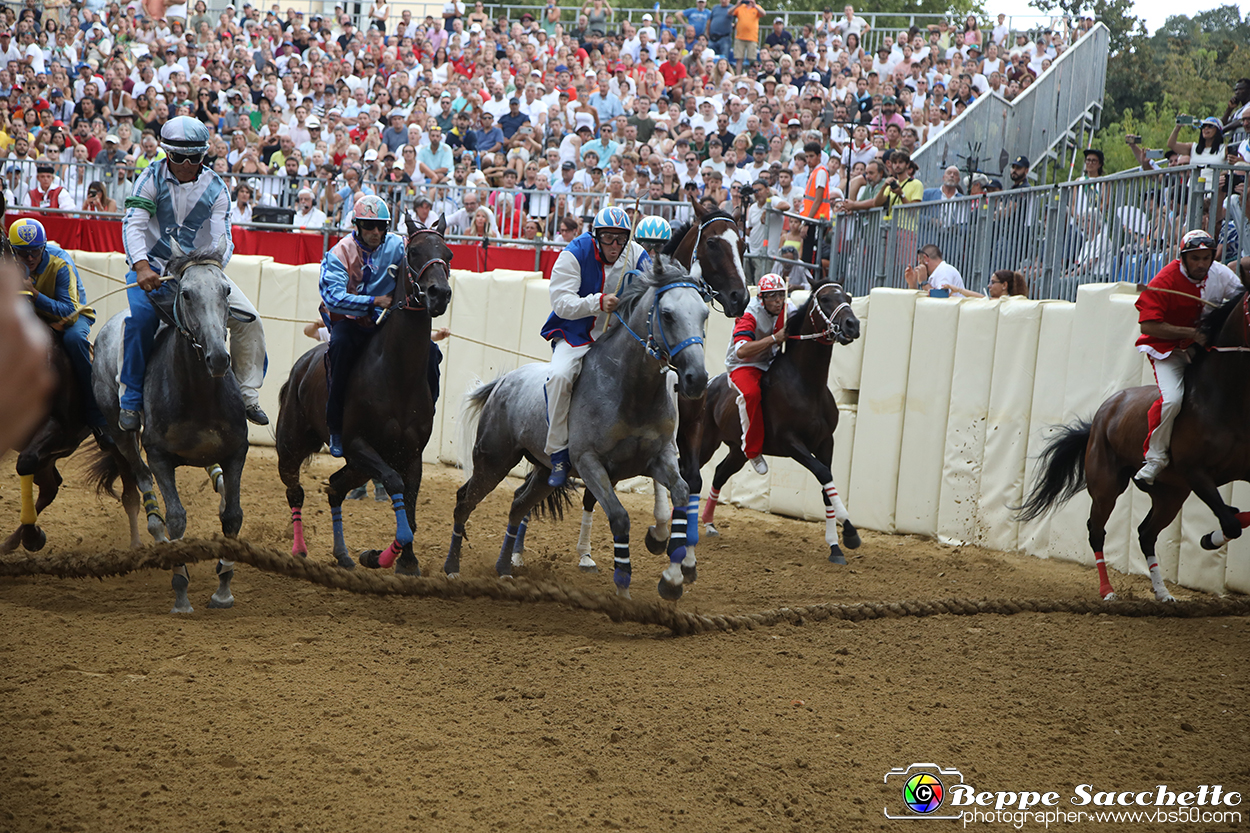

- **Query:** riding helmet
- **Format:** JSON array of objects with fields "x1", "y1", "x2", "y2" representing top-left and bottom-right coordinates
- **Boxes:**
[
  {"x1": 757, "y1": 273, "x2": 787, "y2": 294},
  {"x1": 1179, "y1": 229, "x2": 1216, "y2": 256},
  {"x1": 8, "y1": 218, "x2": 47, "y2": 250},
  {"x1": 160, "y1": 115, "x2": 211, "y2": 156},
  {"x1": 593, "y1": 206, "x2": 632, "y2": 237},
  {"x1": 634, "y1": 215, "x2": 673, "y2": 246},
  {"x1": 352, "y1": 194, "x2": 392, "y2": 224}
]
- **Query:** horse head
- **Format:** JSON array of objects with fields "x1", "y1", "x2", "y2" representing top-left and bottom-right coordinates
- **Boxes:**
[
  {"x1": 648, "y1": 253, "x2": 709, "y2": 399},
  {"x1": 164, "y1": 236, "x2": 233, "y2": 377},
  {"x1": 401, "y1": 211, "x2": 453, "y2": 318},
  {"x1": 802, "y1": 277, "x2": 860, "y2": 346},
  {"x1": 687, "y1": 198, "x2": 749, "y2": 317}
]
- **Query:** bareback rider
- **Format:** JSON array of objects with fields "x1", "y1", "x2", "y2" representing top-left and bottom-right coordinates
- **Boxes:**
[
  {"x1": 119, "y1": 115, "x2": 267, "y2": 431},
  {"x1": 541, "y1": 206, "x2": 653, "y2": 487},
  {"x1": 318, "y1": 194, "x2": 447, "y2": 459},
  {"x1": 1134, "y1": 230, "x2": 1243, "y2": 484},
  {"x1": 725, "y1": 272, "x2": 796, "y2": 476},
  {"x1": 9, "y1": 218, "x2": 108, "y2": 444}
]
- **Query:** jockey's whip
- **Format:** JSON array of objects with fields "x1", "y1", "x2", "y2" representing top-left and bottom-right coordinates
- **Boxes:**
[{"x1": 1136, "y1": 283, "x2": 1221, "y2": 308}]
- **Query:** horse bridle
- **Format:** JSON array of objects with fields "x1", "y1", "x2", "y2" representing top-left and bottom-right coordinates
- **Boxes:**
[
  {"x1": 788, "y1": 282, "x2": 853, "y2": 344},
  {"x1": 1208, "y1": 293, "x2": 1250, "y2": 353},
  {"x1": 688, "y1": 214, "x2": 742, "y2": 313},
  {"x1": 612, "y1": 280, "x2": 707, "y2": 369},
  {"x1": 399, "y1": 227, "x2": 451, "y2": 311},
  {"x1": 152, "y1": 263, "x2": 254, "y2": 360}
]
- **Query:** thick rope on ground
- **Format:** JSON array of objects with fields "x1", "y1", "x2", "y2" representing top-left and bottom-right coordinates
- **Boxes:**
[{"x1": 2, "y1": 538, "x2": 1248, "y2": 635}]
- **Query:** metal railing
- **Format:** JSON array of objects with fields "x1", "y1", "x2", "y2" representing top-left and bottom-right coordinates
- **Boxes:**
[{"x1": 913, "y1": 23, "x2": 1110, "y2": 190}]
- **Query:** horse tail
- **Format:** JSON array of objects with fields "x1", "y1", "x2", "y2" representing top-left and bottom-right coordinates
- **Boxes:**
[
  {"x1": 1015, "y1": 420, "x2": 1092, "y2": 522},
  {"x1": 522, "y1": 468, "x2": 578, "y2": 522},
  {"x1": 456, "y1": 376, "x2": 501, "y2": 479},
  {"x1": 82, "y1": 445, "x2": 125, "y2": 501}
]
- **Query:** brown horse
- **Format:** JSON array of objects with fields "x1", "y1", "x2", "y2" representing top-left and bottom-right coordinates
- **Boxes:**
[
  {"x1": 1018, "y1": 263, "x2": 1250, "y2": 600},
  {"x1": 697, "y1": 278, "x2": 862, "y2": 564},
  {"x1": 275, "y1": 215, "x2": 452, "y2": 575}
]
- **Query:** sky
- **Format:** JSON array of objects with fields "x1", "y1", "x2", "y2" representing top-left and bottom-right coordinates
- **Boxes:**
[{"x1": 988, "y1": 0, "x2": 1249, "y2": 35}]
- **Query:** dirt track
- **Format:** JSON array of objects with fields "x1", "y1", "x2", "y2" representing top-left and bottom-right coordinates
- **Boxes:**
[{"x1": 1, "y1": 447, "x2": 1247, "y2": 833}]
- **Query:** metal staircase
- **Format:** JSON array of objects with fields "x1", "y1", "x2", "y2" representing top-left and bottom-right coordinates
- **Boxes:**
[{"x1": 912, "y1": 23, "x2": 1110, "y2": 187}]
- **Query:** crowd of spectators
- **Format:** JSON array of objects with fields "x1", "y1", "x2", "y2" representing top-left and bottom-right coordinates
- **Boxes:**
[{"x1": 0, "y1": 0, "x2": 1103, "y2": 260}]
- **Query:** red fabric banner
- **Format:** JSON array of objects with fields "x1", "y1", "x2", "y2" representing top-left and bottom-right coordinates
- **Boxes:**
[{"x1": 6, "y1": 213, "x2": 559, "y2": 278}]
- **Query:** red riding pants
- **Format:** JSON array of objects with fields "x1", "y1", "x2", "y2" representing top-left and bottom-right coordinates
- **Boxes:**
[{"x1": 729, "y1": 366, "x2": 765, "y2": 459}]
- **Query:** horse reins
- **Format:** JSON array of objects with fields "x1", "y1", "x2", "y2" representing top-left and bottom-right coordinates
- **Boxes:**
[
  {"x1": 788, "y1": 282, "x2": 852, "y2": 343},
  {"x1": 612, "y1": 280, "x2": 706, "y2": 369}
]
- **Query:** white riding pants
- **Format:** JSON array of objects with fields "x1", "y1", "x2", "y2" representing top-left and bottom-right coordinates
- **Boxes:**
[
  {"x1": 544, "y1": 338, "x2": 591, "y2": 455},
  {"x1": 1144, "y1": 352, "x2": 1186, "y2": 465},
  {"x1": 225, "y1": 277, "x2": 266, "y2": 408}
]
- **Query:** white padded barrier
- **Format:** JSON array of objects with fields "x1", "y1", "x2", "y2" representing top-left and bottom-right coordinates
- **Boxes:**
[
  {"x1": 252, "y1": 259, "x2": 301, "y2": 447},
  {"x1": 894, "y1": 297, "x2": 961, "y2": 537},
  {"x1": 848, "y1": 289, "x2": 918, "y2": 532},
  {"x1": 1019, "y1": 303, "x2": 1074, "y2": 558},
  {"x1": 936, "y1": 299, "x2": 1000, "y2": 546},
  {"x1": 977, "y1": 297, "x2": 1046, "y2": 552},
  {"x1": 829, "y1": 294, "x2": 870, "y2": 400},
  {"x1": 1225, "y1": 481, "x2": 1250, "y2": 593}
]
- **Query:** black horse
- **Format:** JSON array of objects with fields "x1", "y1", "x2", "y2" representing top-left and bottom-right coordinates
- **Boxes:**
[{"x1": 275, "y1": 214, "x2": 452, "y2": 575}]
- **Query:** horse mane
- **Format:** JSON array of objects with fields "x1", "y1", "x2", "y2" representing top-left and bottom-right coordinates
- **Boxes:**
[
  {"x1": 164, "y1": 245, "x2": 225, "y2": 277},
  {"x1": 660, "y1": 209, "x2": 739, "y2": 257},
  {"x1": 1197, "y1": 289, "x2": 1247, "y2": 347},
  {"x1": 603, "y1": 258, "x2": 694, "y2": 341}
]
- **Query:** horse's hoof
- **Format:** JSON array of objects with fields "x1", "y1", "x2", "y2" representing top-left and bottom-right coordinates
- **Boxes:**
[
  {"x1": 578, "y1": 555, "x2": 599, "y2": 573},
  {"x1": 703, "y1": 523, "x2": 720, "y2": 538},
  {"x1": 644, "y1": 527, "x2": 668, "y2": 554},
  {"x1": 1102, "y1": 591, "x2": 1118, "y2": 602},
  {"x1": 1200, "y1": 532, "x2": 1219, "y2": 551},
  {"x1": 292, "y1": 548, "x2": 307, "y2": 559},
  {"x1": 21, "y1": 525, "x2": 47, "y2": 552},
  {"x1": 358, "y1": 550, "x2": 381, "y2": 568},
  {"x1": 208, "y1": 595, "x2": 234, "y2": 609},
  {"x1": 1157, "y1": 593, "x2": 1176, "y2": 603},
  {"x1": 616, "y1": 586, "x2": 632, "y2": 599},
  {"x1": 170, "y1": 604, "x2": 194, "y2": 614},
  {"x1": 445, "y1": 572, "x2": 460, "y2": 580},
  {"x1": 657, "y1": 577, "x2": 684, "y2": 601},
  {"x1": 842, "y1": 521, "x2": 861, "y2": 550},
  {"x1": 511, "y1": 552, "x2": 525, "y2": 569},
  {"x1": 395, "y1": 559, "x2": 421, "y2": 578},
  {"x1": 681, "y1": 563, "x2": 698, "y2": 584},
  {"x1": 828, "y1": 545, "x2": 847, "y2": 565}
]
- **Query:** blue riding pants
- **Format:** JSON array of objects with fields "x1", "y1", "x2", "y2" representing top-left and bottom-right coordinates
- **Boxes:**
[
  {"x1": 61, "y1": 315, "x2": 105, "y2": 428},
  {"x1": 119, "y1": 275, "x2": 173, "y2": 412}
]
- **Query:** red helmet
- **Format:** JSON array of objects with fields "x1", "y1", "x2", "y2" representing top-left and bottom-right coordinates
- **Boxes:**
[
  {"x1": 1179, "y1": 229, "x2": 1216, "y2": 256},
  {"x1": 757, "y1": 273, "x2": 786, "y2": 294}
]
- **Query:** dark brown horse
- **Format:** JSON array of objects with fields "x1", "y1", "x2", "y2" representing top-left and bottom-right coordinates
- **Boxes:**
[
  {"x1": 275, "y1": 215, "x2": 452, "y2": 575},
  {"x1": 697, "y1": 278, "x2": 862, "y2": 563},
  {"x1": 1018, "y1": 263, "x2": 1250, "y2": 600}
]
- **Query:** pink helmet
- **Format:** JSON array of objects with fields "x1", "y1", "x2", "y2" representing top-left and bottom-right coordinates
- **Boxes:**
[{"x1": 757, "y1": 273, "x2": 786, "y2": 294}]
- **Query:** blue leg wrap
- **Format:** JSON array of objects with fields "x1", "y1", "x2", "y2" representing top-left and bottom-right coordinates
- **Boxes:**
[
  {"x1": 613, "y1": 536, "x2": 631, "y2": 589},
  {"x1": 331, "y1": 506, "x2": 344, "y2": 547},
  {"x1": 391, "y1": 494, "x2": 413, "y2": 544},
  {"x1": 686, "y1": 498, "x2": 700, "y2": 547}
]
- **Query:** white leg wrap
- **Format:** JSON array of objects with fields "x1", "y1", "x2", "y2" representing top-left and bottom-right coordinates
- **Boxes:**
[
  {"x1": 823, "y1": 481, "x2": 849, "y2": 523},
  {"x1": 824, "y1": 514, "x2": 840, "y2": 547},
  {"x1": 1208, "y1": 529, "x2": 1228, "y2": 549},
  {"x1": 577, "y1": 509, "x2": 594, "y2": 557},
  {"x1": 652, "y1": 486, "x2": 671, "y2": 538},
  {"x1": 1145, "y1": 554, "x2": 1173, "y2": 601}
]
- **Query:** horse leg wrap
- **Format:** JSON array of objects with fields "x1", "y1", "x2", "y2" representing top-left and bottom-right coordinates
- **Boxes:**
[
  {"x1": 142, "y1": 490, "x2": 164, "y2": 524},
  {"x1": 448, "y1": 523, "x2": 465, "y2": 558},
  {"x1": 513, "y1": 518, "x2": 529, "y2": 553},
  {"x1": 668, "y1": 513, "x2": 686, "y2": 562},
  {"x1": 19, "y1": 474, "x2": 36, "y2": 525},
  {"x1": 1093, "y1": 550, "x2": 1115, "y2": 599},
  {"x1": 331, "y1": 506, "x2": 345, "y2": 552},
  {"x1": 701, "y1": 488, "x2": 720, "y2": 524},
  {"x1": 686, "y1": 498, "x2": 700, "y2": 547},
  {"x1": 496, "y1": 524, "x2": 519, "y2": 575},
  {"x1": 613, "y1": 537, "x2": 632, "y2": 590},
  {"x1": 377, "y1": 539, "x2": 404, "y2": 569},
  {"x1": 576, "y1": 510, "x2": 594, "y2": 557},
  {"x1": 290, "y1": 508, "x2": 307, "y2": 555},
  {"x1": 1210, "y1": 512, "x2": 1250, "y2": 549},
  {"x1": 822, "y1": 482, "x2": 849, "y2": 523},
  {"x1": 205, "y1": 464, "x2": 224, "y2": 493},
  {"x1": 1144, "y1": 553, "x2": 1172, "y2": 601},
  {"x1": 391, "y1": 494, "x2": 412, "y2": 545}
]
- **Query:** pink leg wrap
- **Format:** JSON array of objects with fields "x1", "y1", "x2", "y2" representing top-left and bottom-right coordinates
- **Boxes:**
[
  {"x1": 1094, "y1": 550, "x2": 1114, "y2": 599},
  {"x1": 702, "y1": 488, "x2": 720, "y2": 523},
  {"x1": 377, "y1": 539, "x2": 404, "y2": 569},
  {"x1": 291, "y1": 508, "x2": 307, "y2": 556}
]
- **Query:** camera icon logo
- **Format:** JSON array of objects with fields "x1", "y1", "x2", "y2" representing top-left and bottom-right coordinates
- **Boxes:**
[{"x1": 884, "y1": 763, "x2": 965, "y2": 820}]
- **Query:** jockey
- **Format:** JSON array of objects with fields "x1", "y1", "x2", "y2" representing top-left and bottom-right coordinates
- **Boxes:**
[
  {"x1": 119, "y1": 115, "x2": 268, "y2": 432},
  {"x1": 1134, "y1": 229, "x2": 1243, "y2": 484},
  {"x1": 319, "y1": 194, "x2": 440, "y2": 459},
  {"x1": 633, "y1": 214, "x2": 673, "y2": 256},
  {"x1": 725, "y1": 273, "x2": 797, "y2": 475},
  {"x1": 9, "y1": 218, "x2": 108, "y2": 442},
  {"x1": 541, "y1": 205, "x2": 652, "y2": 487}
]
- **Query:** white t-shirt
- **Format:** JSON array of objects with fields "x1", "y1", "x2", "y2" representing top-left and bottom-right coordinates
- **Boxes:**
[{"x1": 927, "y1": 260, "x2": 965, "y2": 293}]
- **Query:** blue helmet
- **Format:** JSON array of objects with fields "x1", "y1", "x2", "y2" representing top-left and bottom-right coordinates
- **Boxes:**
[
  {"x1": 352, "y1": 194, "x2": 391, "y2": 223},
  {"x1": 634, "y1": 215, "x2": 672, "y2": 246},
  {"x1": 160, "y1": 115, "x2": 211, "y2": 155},
  {"x1": 593, "y1": 206, "x2": 631, "y2": 236}
]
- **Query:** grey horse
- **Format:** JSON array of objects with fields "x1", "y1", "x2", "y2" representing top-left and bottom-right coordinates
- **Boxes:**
[
  {"x1": 445, "y1": 254, "x2": 710, "y2": 599},
  {"x1": 88, "y1": 237, "x2": 250, "y2": 613}
]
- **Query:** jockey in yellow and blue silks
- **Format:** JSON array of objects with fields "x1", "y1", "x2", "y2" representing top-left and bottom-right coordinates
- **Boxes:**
[
  {"x1": 540, "y1": 206, "x2": 652, "y2": 487},
  {"x1": 119, "y1": 116, "x2": 268, "y2": 432},
  {"x1": 9, "y1": 218, "x2": 107, "y2": 437},
  {"x1": 319, "y1": 194, "x2": 444, "y2": 459}
]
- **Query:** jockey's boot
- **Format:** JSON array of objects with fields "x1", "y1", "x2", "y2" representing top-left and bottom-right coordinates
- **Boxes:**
[
  {"x1": 749, "y1": 455, "x2": 769, "y2": 475},
  {"x1": 1134, "y1": 458, "x2": 1165, "y2": 485},
  {"x1": 548, "y1": 449, "x2": 570, "y2": 487},
  {"x1": 118, "y1": 409, "x2": 142, "y2": 432},
  {"x1": 245, "y1": 404, "x2": 270, "y2": 426},
  {"x1": 328, "y1": 434, "x2": 344, "y2": 458}
]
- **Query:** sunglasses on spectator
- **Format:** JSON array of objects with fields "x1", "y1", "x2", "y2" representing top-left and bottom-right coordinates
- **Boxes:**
[{"x1": 168, "y1": 151, "x2": 205, "y2": 165}]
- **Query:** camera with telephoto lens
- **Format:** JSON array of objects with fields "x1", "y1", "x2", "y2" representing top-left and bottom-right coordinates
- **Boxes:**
[{"x1": 740, "y1": 184, "x2": 755, "y2": 198}]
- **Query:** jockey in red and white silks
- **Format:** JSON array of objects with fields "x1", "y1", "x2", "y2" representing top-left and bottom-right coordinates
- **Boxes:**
[{"x1": 724, "y1": 273, "x2": 796, "y2": 475}]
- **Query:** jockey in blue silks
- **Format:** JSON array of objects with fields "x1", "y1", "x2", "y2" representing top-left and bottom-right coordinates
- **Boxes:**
[
  {"x1": 318, "y1": 194, "x2": 445, "y2": 458},
  {"x1": 541, "y1": 206, "x2": 652, "y2": 487},
  {"x1": 119, "y1": 115, "x2": 267, "y2": 432}
]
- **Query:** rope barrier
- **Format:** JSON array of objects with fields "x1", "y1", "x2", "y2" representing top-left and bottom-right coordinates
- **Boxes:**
[
  {"x1": 75, "y1": 264, "x2": 128, "y2": 285},
  {"x1": 445, "y1": 333, "x2": 549, "y2": 362},
  {"x1": 3, "y1": 538, "x2": 1247, "y2": 636}
]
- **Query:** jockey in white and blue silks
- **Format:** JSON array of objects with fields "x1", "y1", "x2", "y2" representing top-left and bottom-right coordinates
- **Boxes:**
[
  {"x1": 541, "y1": 206, "x2": 652, "y2": 487},
  {"x1": 118, "y1": 115, "x2": 268, "y2": 432}
]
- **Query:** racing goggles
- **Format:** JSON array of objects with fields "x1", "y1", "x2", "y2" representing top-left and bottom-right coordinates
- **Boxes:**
[{"x1": 167, "y1": 150, "x2": 206, "y2": 165}]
